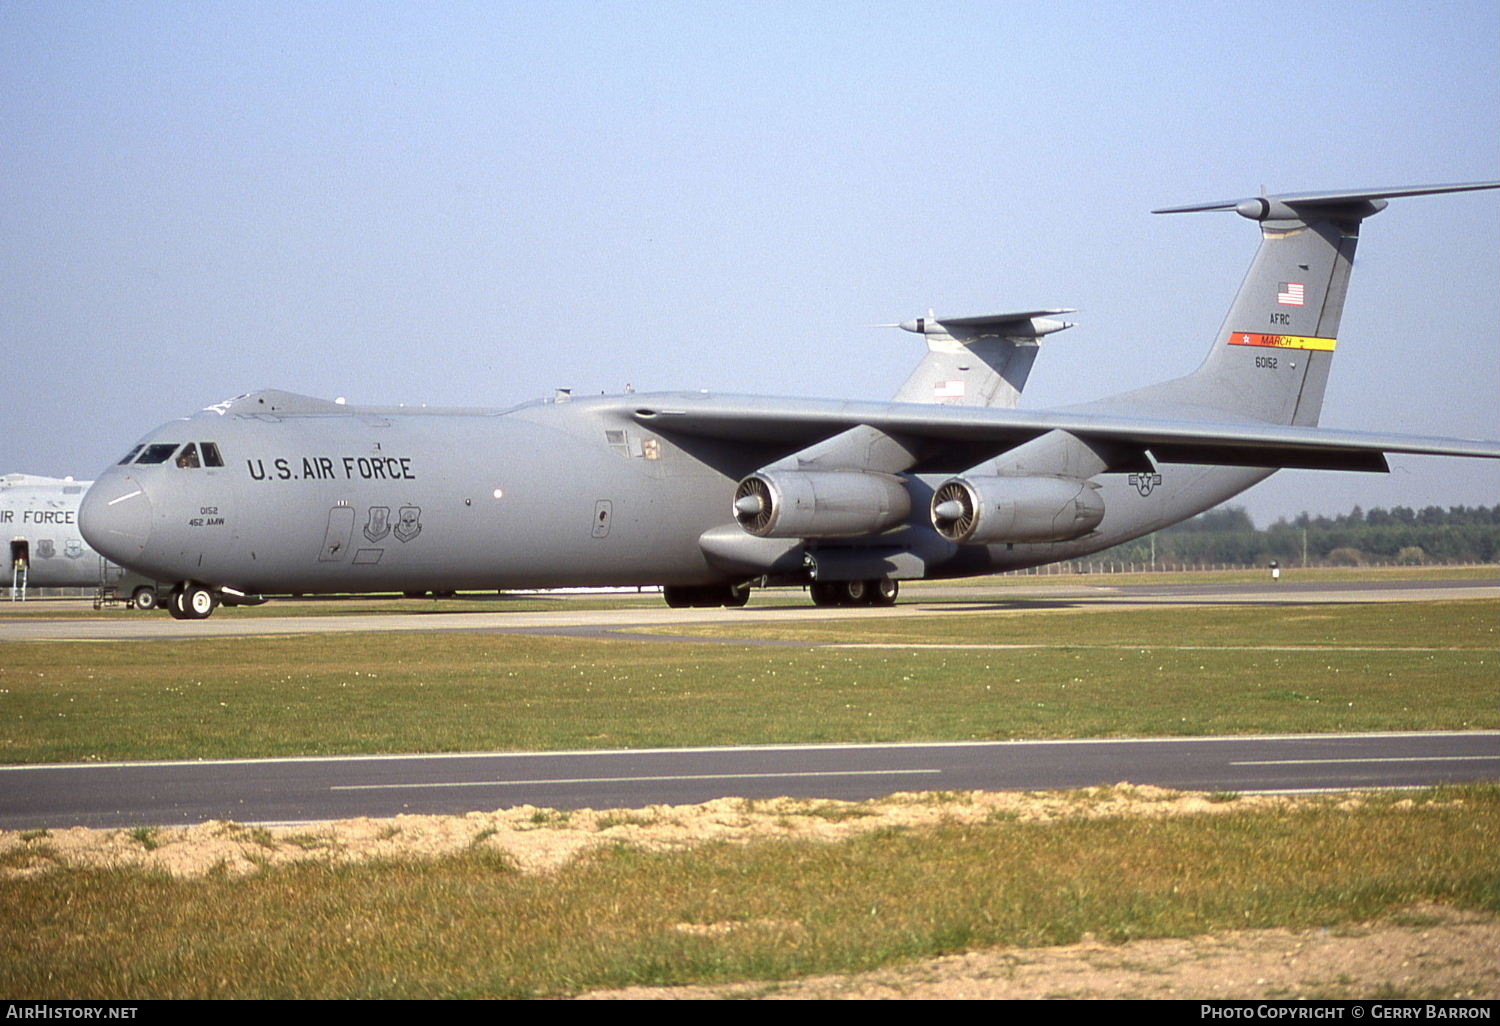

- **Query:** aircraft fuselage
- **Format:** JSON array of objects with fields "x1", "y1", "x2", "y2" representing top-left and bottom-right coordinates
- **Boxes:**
[{"x1": 79, "y1": 391, "x2": 1267, "y2": 599}]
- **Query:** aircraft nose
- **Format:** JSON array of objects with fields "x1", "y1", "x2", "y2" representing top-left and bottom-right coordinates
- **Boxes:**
[{"x1": 79, "y1": 473, "x2": 154, "y2": 560}]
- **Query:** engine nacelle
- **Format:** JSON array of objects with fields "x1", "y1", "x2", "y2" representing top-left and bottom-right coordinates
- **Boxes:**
[
  {"x1": 733, "y1": 470, "x2": 911, "y2": 539},
  {"x1": 930, "y1": 475, "x2": 1104, "y2": 544}
]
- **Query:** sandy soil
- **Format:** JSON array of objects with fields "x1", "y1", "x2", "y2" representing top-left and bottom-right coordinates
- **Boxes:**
[
  {"x1": 0, "y1": 785, "x2": 1417, "y2": 878},
  {"x1": 4, "y1": 785, "x2": 1495, "y2": 1000},
  {"x1": 580, "y1": 908, "x2": 1497, "y2": 1000}
]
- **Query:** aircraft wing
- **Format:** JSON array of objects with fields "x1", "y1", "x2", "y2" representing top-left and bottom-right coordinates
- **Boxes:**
[{"x1": 626, "y1": 394, "x2": 1500, "y2": 473}]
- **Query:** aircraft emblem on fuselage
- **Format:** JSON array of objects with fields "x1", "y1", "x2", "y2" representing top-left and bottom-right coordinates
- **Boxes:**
[
  {"x1": 363, "y1": 506, "x2": 390, "y2": 543},
  {"x1": 394, "y1": 506, "x2": 422, "y2": 543}
]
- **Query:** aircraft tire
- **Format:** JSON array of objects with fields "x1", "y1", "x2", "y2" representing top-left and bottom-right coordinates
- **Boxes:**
[
  {"x1": 181, "y1": 584, "x2": 219, "y2": 620},
  {"x1": 870, "y1": 578, "x2": 899, "y2": 606},
  {"x1": 131, "y1": 586, "x2": 159, "y2": 612},
  {"x1": 662, "y1": 586, "x2": 691, "y2": 608},
  {"x1": 841, "y1": 579, "x2": 870, "y2": 605},
  {"x1": 810, "y1": 582, "x2": 841, "y2": 607},
  {"x1": 723, "y1": 584, "x2": 750, "y2": 608}
]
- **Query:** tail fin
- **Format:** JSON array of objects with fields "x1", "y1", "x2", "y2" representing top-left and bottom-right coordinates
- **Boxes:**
[
  {"x1": 890, "y1": 309, "x2": 1074, "y2": 408},
  {"x1": 1128, "y1": 182, "x2": 1499, "y2": 426}
]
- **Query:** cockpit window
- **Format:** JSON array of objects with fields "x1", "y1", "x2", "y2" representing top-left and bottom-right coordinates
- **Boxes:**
[
  {"x1": 200, "y1": 442, "x2": 224, "y2": 468},
  {"x1": 117, "y1": 445, "x2": 144, "y2": 465},
  {"x1": 134, "y1": 443, "x2": 181, "y2": 465},
  {"x1": 175, "y1": 443, "x2": 201, "y2": 469}
]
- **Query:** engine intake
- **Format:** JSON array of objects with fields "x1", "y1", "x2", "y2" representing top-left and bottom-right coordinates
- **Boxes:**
[
  {"x1": 733, "y1": 470, "x2": 911, "y2": 539},
  {"x1": 930, "y1": 475, "x2": 1103, "y2": 544}
]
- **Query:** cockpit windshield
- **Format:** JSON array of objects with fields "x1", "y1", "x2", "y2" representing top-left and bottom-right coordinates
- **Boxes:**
[
  {"x1": 129, "y1": 441, "x2": 225, "y2": 468},
  {"x1": 134, "y1": 443, "x2": 181, "y2": 465}
]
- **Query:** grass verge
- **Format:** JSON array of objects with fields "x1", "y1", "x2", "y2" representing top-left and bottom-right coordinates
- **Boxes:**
[
  {"x1": 1, "y1": 785, "x2": 1493, "y2": 998},
  {"x1": 1, "y1": 600, "x2": 1494, "y2": 763}
]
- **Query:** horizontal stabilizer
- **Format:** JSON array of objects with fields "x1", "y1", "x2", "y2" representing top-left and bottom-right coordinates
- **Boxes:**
[
  {"x1": 897, "y1": 309, "x2": 1075, "y2": 341},
  {"x1": 1154, "y1": 181, "x2": 1500, "y2": 222}
]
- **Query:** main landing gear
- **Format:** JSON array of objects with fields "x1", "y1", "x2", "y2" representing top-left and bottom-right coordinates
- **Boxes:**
[
  {"x1": 661, "y1": 577, "x2": 901, "y2": 609},
  {"x1": 810, "y1": 577, "x2": 899, "y2": 607}
]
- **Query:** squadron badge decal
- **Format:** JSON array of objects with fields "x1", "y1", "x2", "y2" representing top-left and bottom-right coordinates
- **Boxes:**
[
  {"x1": 394, "y1": 506, "x2": 423, "y2": 543},
  {"x1": 363, "y1": 506, "x2": 391, "y2": 543}
]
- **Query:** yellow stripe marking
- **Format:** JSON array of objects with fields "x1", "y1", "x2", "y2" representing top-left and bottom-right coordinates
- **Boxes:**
[{"x1": 1228, "y1": 332, "x2": 1338, "y2": 351}]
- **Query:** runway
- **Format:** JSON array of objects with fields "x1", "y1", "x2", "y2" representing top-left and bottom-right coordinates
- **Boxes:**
[
  {"x1": 1, "y1": 576, "x2": 1494, "y2": 643},
  {"x1": 2, "y1": 731, "x2": 1496, "y2": 830}
]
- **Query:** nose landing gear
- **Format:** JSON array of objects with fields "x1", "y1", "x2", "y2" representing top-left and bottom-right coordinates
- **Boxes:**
[{"x1": 167, "y1": 583, "x2": 220, "y2": 620}]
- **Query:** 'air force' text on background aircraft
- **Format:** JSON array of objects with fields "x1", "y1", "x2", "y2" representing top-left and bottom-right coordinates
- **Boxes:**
[
  {"x1": 3, "y1": 474, "x2": 160, "y2": 607},
  {"x1": 79, "y1": 184, "x2": 1500, "y2": 619}
]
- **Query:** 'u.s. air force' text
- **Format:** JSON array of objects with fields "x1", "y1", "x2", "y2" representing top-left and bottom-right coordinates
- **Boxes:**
[{"x1": 246, "y1": 456, "x2": 416, "y2": 482}]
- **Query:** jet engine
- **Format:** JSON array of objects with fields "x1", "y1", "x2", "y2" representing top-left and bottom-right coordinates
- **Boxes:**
[
  {"x1": 930, "y1": 475, "x2": 1103, "y2": 544},
  {"x1": 733, "y1": 470, "x2": 911, "y2": 539}
]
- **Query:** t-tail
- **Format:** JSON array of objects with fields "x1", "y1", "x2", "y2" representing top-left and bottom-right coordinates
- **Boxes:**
[
  {"x1": 1103, "y1": 182, "x2": 1500, "y2": 427},
  {"x1": 888, "y1": 309, "x2": 1074, "y2": 408}
]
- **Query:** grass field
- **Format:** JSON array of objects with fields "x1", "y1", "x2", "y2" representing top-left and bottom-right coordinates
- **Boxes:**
[
  {"x1": 2, "y1": 785, "x2": 1493, "y2": 998},
  {"x1": 1, "y1": 598, "x2": 1494, "y2": 764}
]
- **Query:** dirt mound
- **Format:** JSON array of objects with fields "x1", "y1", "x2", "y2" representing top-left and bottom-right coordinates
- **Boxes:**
[{"x1": 4, "y1": 784, "x2": 1332, "y2": 878}]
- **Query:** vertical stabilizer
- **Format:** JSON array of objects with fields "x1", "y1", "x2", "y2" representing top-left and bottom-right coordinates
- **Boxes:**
[
  {"x1": 1112, "y1": 182, "x2": 1500, "y2": 426},
  {"x1": 1185, "y1": 213, "x2": 1357, "y2": 426}
]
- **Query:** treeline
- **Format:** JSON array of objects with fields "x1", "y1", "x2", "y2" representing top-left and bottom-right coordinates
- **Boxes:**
[{"x1": 1092, "y1": 503, "x2": 1500, "y2": 567}]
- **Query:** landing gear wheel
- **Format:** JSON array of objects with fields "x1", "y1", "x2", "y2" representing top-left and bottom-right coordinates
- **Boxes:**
[
  {"x1": 810, "y1": 582, "x2": 841, "y2": 607},
  {"x1": 870, "y1": 578, "x2": 899, "y2": 606},
  {"x1": 663, "y1": 585, "x2": 691, "y2": 608},
  {"x1": 723, "y1": 584, "x2": 751, "y2": 608},
  {"x1": 169, "y1": 584, "x2": 219, "y2": 620},
  {"x1": 185, "y1": 584, "x2": 219, "y2": 619},
  {"x1": 841, "y1": 579, "x2": 870, "y2": 605},
  {"x1": 131, "y1": 586, "x2": 158, "y2": 612}
]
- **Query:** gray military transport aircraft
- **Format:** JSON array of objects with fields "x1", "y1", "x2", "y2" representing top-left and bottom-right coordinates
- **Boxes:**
[
  {"x1": 3, "y1": 473, "x2": 161, "y2": 607},
  {"x1": 80, "y1": 183, "x2": 1500, "y2": 619}
]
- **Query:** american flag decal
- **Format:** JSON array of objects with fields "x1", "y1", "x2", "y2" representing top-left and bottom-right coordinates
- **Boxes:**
[{"x1": 1277, "y1": 281, "x2": 1305, "y2": 306}]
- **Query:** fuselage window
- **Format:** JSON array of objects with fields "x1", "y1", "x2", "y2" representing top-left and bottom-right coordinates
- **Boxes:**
[
  {"x1": 200, "y1": 442, "x2": 224, "y2": 468},
  {"x1": 135, "y1": 443, "x2": 181, "y2": 465},
  {"x1": 175, "y1": 443, "x2": 201, "y2": 469},
  {"x1": 117, "y1": 445, "x2": 144, "y2": 465}
]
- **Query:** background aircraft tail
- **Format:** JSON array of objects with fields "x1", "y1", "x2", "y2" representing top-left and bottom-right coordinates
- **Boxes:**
[
  {"x1": 890, "y1": 310, "x2": 1073, "y2": 408},
  {"x1": 1107, "y1": 182, "x2": 1499, "y2": 427}
]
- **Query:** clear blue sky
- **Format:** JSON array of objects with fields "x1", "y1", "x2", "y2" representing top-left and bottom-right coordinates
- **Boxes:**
[{"x1": 3, "y1": 0, "x2": 1496, "y2": 525}]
